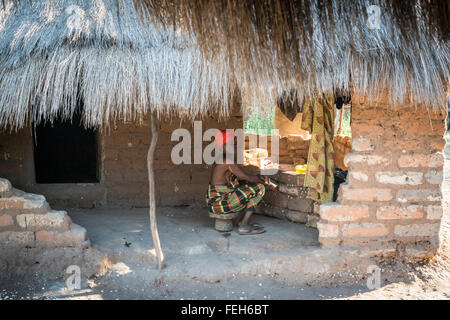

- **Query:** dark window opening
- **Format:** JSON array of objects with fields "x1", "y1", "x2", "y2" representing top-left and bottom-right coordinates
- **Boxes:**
[{"x1": 33, "y1": 103, "x2": 99, "y2": 183}]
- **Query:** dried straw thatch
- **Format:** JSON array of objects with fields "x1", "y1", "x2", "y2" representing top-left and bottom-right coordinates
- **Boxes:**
[
  {"x1": 137, "y1": 0, "x2": 449, "y2": 110},
  {"x1": 1, "y1": 0, "x2": 449, "y2": 130},
  {"x1": 0, "y1": 0, "x2": 235, "y2": 130}
]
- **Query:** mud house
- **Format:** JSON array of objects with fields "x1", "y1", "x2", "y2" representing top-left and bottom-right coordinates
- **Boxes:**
[{"x1": 0, "y1": 0, "x2": 449, "y2": 273}]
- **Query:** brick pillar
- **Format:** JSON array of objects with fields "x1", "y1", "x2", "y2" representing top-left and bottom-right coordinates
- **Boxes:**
[{"x1": 318, "y1": 94, "x2": 446, "y2": 261}]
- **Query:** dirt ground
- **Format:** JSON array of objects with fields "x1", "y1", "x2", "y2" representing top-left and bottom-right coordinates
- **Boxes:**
[{"x1": 0, "y1": 161, "x2": 449, "y2": 300}]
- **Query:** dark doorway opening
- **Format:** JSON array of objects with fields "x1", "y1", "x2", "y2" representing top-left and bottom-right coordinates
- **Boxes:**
[{"x1": 33, "y1": 103, "x2": 99, "y2": 183}]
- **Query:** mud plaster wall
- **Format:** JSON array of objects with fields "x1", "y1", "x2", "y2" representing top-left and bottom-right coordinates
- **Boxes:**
[
  {"x1": 274, "y1": 107, "x2": 309, "y2": 138},
  {"x1": 318, "y1": 94, "x2": 446, "y2": 261},
  {"x1": 333, "y1": 135, "x2": 352, "y2": 170},
  {"x1": 0, "y1": 108, "x2": 242, "y2": 208},
  {"x1": 244, "y1": 133, "x2": 310, "y2": 166}
]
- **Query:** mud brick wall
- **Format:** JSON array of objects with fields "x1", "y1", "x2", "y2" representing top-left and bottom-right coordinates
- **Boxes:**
[
  {"x1": 318, "y1": 94, "x2": 446, "y2": 261},
  {"x1": 104, "y1": 111, "x2": 242, "y2": 207},
  {"x1": 283, "y1": 135, "x2": 310, "y2": 165},
  {"x1": 156, "y1": 111, "x2": 243, "y2": 206},
  {"x1": 255, "y1": 167, "x2": 319, "y2": 228},
  {"x1": 0, "y1": 126, "x2": 109, "y2": 208},
  {"x1": 0, "y1": 108, "x2": 242, "y2": 208}
]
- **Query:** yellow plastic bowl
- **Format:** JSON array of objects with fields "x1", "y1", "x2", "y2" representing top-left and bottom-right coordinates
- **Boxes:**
[{"x1": 295, "y1": 164, "x2": 307, "y2": 174}]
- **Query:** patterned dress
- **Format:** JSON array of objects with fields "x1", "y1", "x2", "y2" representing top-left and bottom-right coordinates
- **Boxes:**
[
  {"x1": 205, "y1": 174, "x2": 265, "y2": 214},
  {"x1": 301, "y1": 93, "x2": 335, "y2": 204}
]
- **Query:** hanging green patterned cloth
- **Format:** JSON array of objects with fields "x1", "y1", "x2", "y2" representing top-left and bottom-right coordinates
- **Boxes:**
[{"x1": 301, "y1": 93, "x2": 335, "y2": 203}]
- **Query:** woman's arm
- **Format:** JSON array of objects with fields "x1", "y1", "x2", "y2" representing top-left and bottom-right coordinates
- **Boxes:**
[{"x1": 228, "y1": 164, "x2": 263, "y2": 184}]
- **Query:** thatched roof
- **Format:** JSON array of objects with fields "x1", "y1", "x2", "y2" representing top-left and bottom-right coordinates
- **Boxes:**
[
  {"x1": 0, "y1": 0, "x2": 235, "y2": 130},
  {"x1": 138, "y1": 0, "x2": 449, "y2": 110},
  {"x1": 0, "y1": 0, "x2": 449, "y2": 130}
]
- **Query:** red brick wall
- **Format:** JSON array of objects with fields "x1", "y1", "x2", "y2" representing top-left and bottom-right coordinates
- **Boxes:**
[{"x1": 318, "y1": 94, "x2": 446, "y2": 261}]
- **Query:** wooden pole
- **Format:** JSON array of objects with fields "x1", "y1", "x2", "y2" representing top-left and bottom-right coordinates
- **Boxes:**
[
  {"x1": 147, "y1": 113, "x2": 164, "y2": 269},
  {"x1": 337, "y1": 107, "x2": 344, "y2": 135}
]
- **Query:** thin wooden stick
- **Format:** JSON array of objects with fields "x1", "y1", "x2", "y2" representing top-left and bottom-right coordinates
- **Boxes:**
[
  {"x1": 337, "y1": 107, "x2": 344, "y2": 135},
  {"x1": 147, "y1": 113, "x2": 164, "y2": 269}
]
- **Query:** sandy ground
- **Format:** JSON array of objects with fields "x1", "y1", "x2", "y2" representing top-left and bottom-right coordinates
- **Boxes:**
[{"x1": 0, "y1": 162, "x2": 449, "y2": 300}]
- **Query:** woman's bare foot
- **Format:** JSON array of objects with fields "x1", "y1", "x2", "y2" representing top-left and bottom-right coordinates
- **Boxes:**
[
  {"x1": 237, "y1": 208, "x2": 265, "y2": 234},
  {"x1": 232, "y1": 210, "x2": 245, "y2": 226}
]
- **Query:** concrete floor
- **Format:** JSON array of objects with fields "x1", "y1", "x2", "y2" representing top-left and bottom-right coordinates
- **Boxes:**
[
  {"x1": 69, "y1": 206, "x2": 320, "y2": 260},
  {"x1": 12, "y1": 206, "x2": 378, "y2": 300},
  {"x1": 0, "y1": 193, "x2": 412, "y2": 300},
  {"x1": 68, "y1": 207, "x2": 346, "y2": 284},
  {"x1": 67, "y1": 206, "x2": 388, "y2": 287}
]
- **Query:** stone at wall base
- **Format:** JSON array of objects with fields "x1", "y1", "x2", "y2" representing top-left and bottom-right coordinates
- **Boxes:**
[
  {"x1": 306, "y1": 214, "x2": 320, "y2": 228},
  {"x1": 286, "y1": 210, "x2": 308, "y2": 223}
]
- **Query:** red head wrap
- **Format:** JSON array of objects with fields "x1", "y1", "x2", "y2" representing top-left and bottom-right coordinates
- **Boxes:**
[{"x1": 215, "y1": 130, "x2": 235, "y2": 147}]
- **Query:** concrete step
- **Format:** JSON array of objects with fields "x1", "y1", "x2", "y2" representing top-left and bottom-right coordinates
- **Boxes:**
[
  {"x1": 0, "y1": 190, "x2": 50, "y2": 214},
  {"x1": 8, "y1": 188, "x2": 26, "y2": 197},
  {"x1": 0, "y1": 230, "x2": 35, "y2": 247},
  {"x1": 0, "y1": 181, "x2": 91, "y2": 250},
  {"x1": 0, "y1": 178, "x2": 12, "y2": 197},
  {"x1": 35, "y1": 223, "x2": 89, "y2": 248},
  {"x1": 0, "y1": 187, "x2": 26, "y2": 199},
  {"x1": 16, "y1": 210, "x2": 72, "y2": 232}
]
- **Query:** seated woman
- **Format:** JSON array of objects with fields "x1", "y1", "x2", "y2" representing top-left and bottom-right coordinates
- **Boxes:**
[{"x1": 205, "y1": 130, "x2": 268, "y2": 235}]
